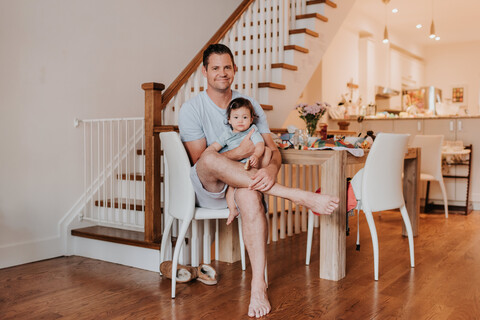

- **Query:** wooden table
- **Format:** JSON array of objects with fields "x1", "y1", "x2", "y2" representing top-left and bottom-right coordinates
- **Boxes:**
[{"x1": 279, "y1": 147, "x2": 420, "y2": 281}]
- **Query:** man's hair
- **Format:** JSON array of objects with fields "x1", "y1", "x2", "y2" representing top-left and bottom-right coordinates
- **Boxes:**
[
  {"x1": 226, "y1": 97, "x2": 256, "y2": 120},
  {"x1": 203, "y1": 44, "x2": 235, "y2": 68}
]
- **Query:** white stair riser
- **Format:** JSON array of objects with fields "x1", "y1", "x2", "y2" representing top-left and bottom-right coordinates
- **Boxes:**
[
  {"x1": 295, "y1": 17, "x2": 327, "y2": 31},
  {"x1": 305, "y1": 3, "x2": 326, "y2": 15},
  {"x1": 90, "y1": 206, "x2": 145, "y2": 229},
  {"x1": 118, "y1": 180, "x2": 145, "y2": 199}
]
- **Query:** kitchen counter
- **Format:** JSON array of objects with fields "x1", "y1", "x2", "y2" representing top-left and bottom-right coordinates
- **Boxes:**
[{"x1": 330, "y1": 115, "x2": 480, "y2": 121}]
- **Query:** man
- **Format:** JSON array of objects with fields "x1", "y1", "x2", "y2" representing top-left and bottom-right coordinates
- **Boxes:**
[{"x1": 178, "y1": 44, "x2": 339, "y2": 318}]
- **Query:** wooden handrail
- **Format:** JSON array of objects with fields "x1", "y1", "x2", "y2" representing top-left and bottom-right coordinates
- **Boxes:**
[{"x1": 161, "y1": 0, "x2": 255, "y2": 109}]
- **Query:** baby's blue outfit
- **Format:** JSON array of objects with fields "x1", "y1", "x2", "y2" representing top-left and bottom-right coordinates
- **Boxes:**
[{"x1": 216, "y1": 124, "x2": 264, "y2": 163}]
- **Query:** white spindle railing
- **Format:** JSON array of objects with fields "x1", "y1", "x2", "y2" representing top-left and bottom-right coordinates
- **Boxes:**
[
  {"x1": 161, "y1": 0, "x2": 315, "y2": 124},
  {"x1": 77, "y1": 118, "x2": 145, "y2": 231}
]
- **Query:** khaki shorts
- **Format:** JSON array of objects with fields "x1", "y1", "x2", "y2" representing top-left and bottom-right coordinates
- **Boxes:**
[
  {"x1": 190, "y1": 163, "x2": 228, "y2": 209},
  {"x1": 190, "y1": 163, "x2": 269, "y2": 213}
]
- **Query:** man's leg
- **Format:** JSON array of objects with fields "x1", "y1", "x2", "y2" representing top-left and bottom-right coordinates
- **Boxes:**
[
  {"x1": 234, "y1": 188, "x2": 270, "y2": 318},
  {"x1": 196, "y1": 150, "x2": 339, "y2": 215}
]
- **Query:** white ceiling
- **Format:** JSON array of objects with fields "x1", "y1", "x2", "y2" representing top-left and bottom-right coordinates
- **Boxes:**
[{"x1": 355, "y1": 0, "x2": 480, "y2": 46}]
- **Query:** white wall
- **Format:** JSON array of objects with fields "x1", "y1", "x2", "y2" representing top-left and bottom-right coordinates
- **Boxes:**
[
  {"x1": 0, "y1": 0, "x2": 238, "y2": 268},
  {"x1": 425, "y1": 41, "x2": 480, "y2": 115}
]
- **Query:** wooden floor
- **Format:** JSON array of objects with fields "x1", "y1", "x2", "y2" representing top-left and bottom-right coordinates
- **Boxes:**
[{"x1": 2, "y1": 211, "x2": 480, "y2": 319}]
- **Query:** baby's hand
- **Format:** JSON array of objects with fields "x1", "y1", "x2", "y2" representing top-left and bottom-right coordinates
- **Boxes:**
[{"x1": 249, "y1": 155, "x2": 259, "y2": 168}]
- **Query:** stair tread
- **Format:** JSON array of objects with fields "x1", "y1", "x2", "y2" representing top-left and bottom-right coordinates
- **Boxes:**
[
  {"x1": 284, "y1": 45, "x2": 309, "y2": 53},
  {"x1": 71, "y1": 226, "x2": 160, "y2": 249},
  {"x1": 271, "y1": 63, "x2": 298, "y2": 71},
  {"x1": 260, "y1": 104, "x2": 273, "y2": 111},
  {"x1": 117, "y1": 173, "x2": 146, "y2": 181},
  {"x1": 306, "y1": 0, "x2": 337, "y2": 8},
  {"x1": 289, "y1": 28, "x2": 319, "y2": 37},
  {"x1": 296, "y1": 13, "x2": 328, "y2": 22},
  {"x1": 258, "y1": 82, "x2": 286, "y2": 90},
  {"x1": 95, "y1": 198, "x2": 145, "y2": 211}
]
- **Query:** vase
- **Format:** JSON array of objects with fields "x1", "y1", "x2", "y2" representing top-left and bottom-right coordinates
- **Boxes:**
[{"x1": 306, "y1": 120, "x2": 318, "y2": 137}]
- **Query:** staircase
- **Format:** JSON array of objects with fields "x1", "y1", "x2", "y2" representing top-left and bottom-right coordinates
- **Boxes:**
[{"x1": 68, "y1": 0, "x2": 355, "y2": 272}]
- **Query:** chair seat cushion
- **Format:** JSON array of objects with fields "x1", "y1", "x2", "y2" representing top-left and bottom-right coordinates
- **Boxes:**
[
  {"x1": 420, "y1": 173, "x2": 436, "y2": 181},
  {"x1": 195, "y1": 207, "x2": 230, "y2": 220}
]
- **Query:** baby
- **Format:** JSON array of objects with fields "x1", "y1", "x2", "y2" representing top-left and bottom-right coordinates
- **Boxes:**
[{"x1": 206, "y1": 97, "x2": 271, "y2": 225}]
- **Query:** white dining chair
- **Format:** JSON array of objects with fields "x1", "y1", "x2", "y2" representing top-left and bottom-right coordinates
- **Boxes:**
[
  {"x1": 411, "y1": 135, "x2": 448, "y2": 218},
  {"x1": 159, "y1": 132, "x2": 247, "y2": 298},
  {"x1": 350, "y1": 133, "x2": 415, "y2": 280}
]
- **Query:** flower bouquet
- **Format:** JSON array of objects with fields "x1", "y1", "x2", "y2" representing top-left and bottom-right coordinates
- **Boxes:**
[{"x1": 295, "y1": 102, "x2": 329, "y2": 137}]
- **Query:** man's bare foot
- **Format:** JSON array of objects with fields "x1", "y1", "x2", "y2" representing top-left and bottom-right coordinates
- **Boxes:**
[
  {"x1": 226, "y1": 208, "x2": 239, "y2": 225},
  {"x1": 248, "y1": 285, "x2": 271, "y2": 318},
  {"x1": 296, "y1": 190, "x2": 340, "y2": 215}
]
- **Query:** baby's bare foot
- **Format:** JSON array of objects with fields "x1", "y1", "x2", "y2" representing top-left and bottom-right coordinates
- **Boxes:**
[
  {"x1": 226, "y1": 209, "x2": 239, "y2": 225},
  {"x1": 248, "y1": 287, "x2": 271, "y2": 318}
]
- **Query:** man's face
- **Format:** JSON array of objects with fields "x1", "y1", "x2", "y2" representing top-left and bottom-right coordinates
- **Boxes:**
[{"x1": 202, "y1": 53, "x2": 235, "y2": 93}]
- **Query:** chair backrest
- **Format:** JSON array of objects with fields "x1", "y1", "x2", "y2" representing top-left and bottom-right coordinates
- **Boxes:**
[
  {"x1": 159, "y1": 132, "x2": 196, "y2": 221},
  {"x1": 362, "y1": 133, "x2": 410, "y2": 212},
  {"x1": 411, "y1": 135, "x2": 444, "y2": 180}
]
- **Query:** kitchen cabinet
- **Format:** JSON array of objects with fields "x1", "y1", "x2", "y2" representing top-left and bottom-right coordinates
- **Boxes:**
[{"x1": 392, "y1": 119, "x2": 423, "y2": 144}]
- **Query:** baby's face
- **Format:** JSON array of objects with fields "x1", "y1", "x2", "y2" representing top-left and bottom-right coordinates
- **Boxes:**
[{"x1": 228, "y1": 107, "x2": 253, "y2": 133}]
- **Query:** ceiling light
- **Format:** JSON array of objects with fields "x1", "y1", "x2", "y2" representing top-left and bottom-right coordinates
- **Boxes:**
[
  {"x1": 435, "y1": 36, "x2": 440, "y2": 41},
  {"x1": 392, "y1": 8, "x2": 398, "y2": 13},
  {"x1": 416, "y1": 24, "x2": 423, "y2": 29},
  {"x1": 383, "y1": 26, "x2": 389, "y2": 44},
  {"x1": 429, "y1": 20, "x2": 436, "y2": 38},
  {"x1": 382, "y1": 0, "x2": 390, "y2": 44}
]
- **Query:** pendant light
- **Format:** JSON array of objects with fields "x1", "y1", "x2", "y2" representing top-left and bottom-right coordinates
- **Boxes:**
[
  {"x1": 429, "y1": 0, "x2": 436, "y2": 39},
  {"x1": 382, "y1": 0, "x2": 390, "y2": 44}
]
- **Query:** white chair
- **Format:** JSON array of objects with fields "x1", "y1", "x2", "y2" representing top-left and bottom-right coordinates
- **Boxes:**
[
  {"x1": 306, "y1": 133, "x2": 415, "y2": 280},
  {"x1": 352, "y1": 133, "x2": 415, "y2": 280},
  {"x1": 159, "y1": 132, "x2": 246, "y2": 298},
  {"x1": 411, "y1": 135, "x2": 448, "y2": 218}
]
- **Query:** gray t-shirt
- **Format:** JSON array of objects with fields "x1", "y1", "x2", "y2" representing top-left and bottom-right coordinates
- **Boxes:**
[
  {"x1": 217, "y1": 124, "x2": 264, "y2": 163},
  {"x1": 178, "y1": 90, "x2": 270, "y2": 146}
]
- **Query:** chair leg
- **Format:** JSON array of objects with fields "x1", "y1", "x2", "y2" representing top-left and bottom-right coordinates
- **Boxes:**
[
  {"x1": 363, "y1": 209, "x2": 379, "y2": 280},
  {"x1": 215, "y1": 219, "x2": 219, "y2": 261},
  {"x1": 171, "y1": 220, "x2": 191, "y2": 299},
  {"x1": 356, "y1": 209, "x2": 360, "y2": 251},
  {"x1": 438, "y1": 179, "x2": 449, "y2": 218},
  {"x1": 306, "y1": 210, "x2": 314, "y2": 265},
  {"x1": 264, "y1": 260, "x2": 268, "y2": 288},
  {"x1": 191, "y1": 220, "x2": 199, "y2": 267},
  {"x1": 399, "y1": 205, "x2": 415, "y2": 268},
  {"x1": 160, "y1": 214, "x2": 175, "y2": 272},
  {"x1": 203, "y1": 220, "x2": 211, "y2": 265},
  {"x1": 237, "y1": 216, "x2": 246, "y2": 271}
]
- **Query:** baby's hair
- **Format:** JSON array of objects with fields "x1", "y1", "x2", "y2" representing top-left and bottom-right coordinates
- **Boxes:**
[{"x1": 226, "y1": 97, "x2": 257, "y2": 120}]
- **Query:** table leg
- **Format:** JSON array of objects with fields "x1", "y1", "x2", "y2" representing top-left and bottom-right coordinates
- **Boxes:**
[
  {"x1": 320, "y1": 151, "x2": 347, "y2": 281},
  {"x1": 402, "y1": 150, "x2": 420, "y2": 237}
]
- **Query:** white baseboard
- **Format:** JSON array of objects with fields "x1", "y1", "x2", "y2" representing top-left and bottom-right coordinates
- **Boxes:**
[
  {"x1": 72, "y1": 236, "x2": 160, "y2": 272},
  {"x1": 0, "y1": 236, "x2": 63, "y2": 269}
]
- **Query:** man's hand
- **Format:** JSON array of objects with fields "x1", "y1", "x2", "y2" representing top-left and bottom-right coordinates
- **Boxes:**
[
  {"x1": 248, "y1": 165, "x2": 277, "y2": 192},
  {"x1": 222, "y1": 129, "x2": 255, "y2": 161},
  {"x1": 237, "y1": 129, "x2": 255, "y2": 158}
]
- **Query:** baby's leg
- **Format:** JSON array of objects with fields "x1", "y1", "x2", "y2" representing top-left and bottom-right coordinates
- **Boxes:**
[
  {"x1": 226, "y1": 186, "x2": 239, "y2": 225},
  {"x1": 259, "y1": 147, "x2": 273, "y2": 168}
]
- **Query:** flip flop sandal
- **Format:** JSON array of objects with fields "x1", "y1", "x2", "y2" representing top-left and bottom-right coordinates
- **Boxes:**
[
  {"x1": 196, "y1": 264, "x2": 217, "y2": 285},
  {"x1": 160, "y1": 261, "x2": 197, "y2": 283}
]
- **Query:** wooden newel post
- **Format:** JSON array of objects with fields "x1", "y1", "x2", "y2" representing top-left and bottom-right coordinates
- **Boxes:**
[{"x1": 142, "y1": 82, "x2": 165, "y2": 242}]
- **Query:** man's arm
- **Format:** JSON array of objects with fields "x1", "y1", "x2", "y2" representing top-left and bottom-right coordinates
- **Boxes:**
[
  {"x1": 183, "y1": 138, "x2": 207, "y2": 165},
  {"x1": 249, "y1": 133, "x2": 281, "y2": 191},
  {"x1": 221, "y1": 129, "x2": 255, "y2": 161}
]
